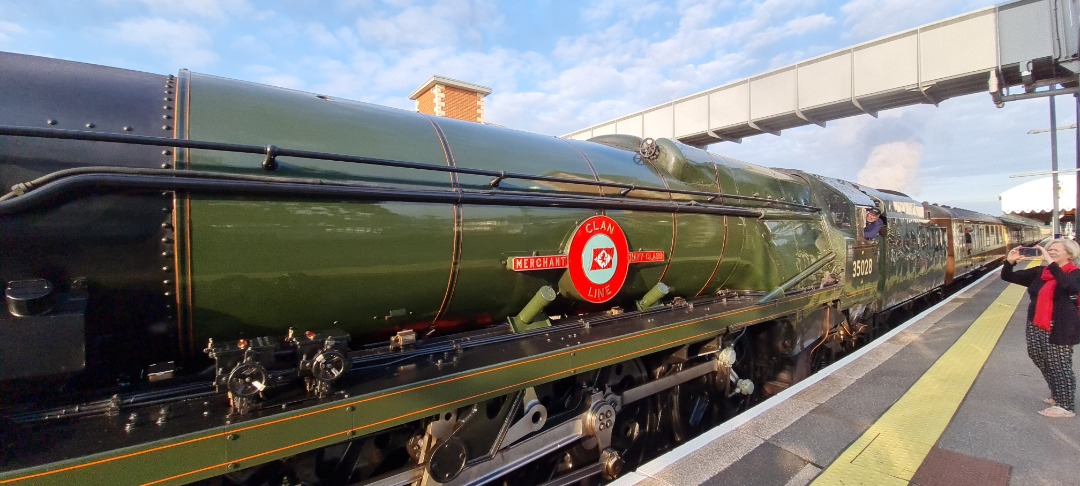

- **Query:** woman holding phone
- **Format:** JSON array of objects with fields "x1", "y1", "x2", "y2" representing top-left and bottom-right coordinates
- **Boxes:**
[{"x1": 1001, "y1": 239, "x2": 1080, "y2": 418}]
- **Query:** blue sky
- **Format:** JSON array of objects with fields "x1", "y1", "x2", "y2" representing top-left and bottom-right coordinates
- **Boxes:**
[{"x1": 1, "y1": 0, "x2": 1075, "y2": 215}]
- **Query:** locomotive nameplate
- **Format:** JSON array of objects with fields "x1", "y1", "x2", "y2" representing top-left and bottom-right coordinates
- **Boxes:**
[
  {"x1": 509, "y1": 255, "x2": 570, "y2": 271},
  {"x1": 508, "y1": 251, "x2": 665, "y2": 272},
  {"x1": 504, "y1": 216, "x2": 667, "y2": 304},
  {"x1": 568, "y1": 216, "x2": 629, "y2": 303},
  {"x1": 629, "y1": 250, "x2": 666, "y2": 263}
]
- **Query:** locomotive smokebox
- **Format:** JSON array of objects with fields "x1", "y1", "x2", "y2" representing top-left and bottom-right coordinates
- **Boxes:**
[{"x1": 0, "y1": 52, "x2": 176, "y2": 379}]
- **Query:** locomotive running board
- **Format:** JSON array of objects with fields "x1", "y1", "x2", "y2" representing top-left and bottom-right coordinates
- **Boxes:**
[{"x1": 0, "y1": 284, "x2": 841, "y2": 485}]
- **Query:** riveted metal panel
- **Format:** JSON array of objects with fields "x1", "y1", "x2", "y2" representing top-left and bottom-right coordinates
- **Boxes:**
[
  {"x1": 998, "y1": 0, "x2": 1054, "y2": 66},
  {"x1": 591, "y1": 122, "x2": 618, "y2": 137},
  {"x1": 709, "y1": 83, "x2": 750, "y2": 128},
  {"x1": 1059, "y1": 0, "x2": 1080, "y2": 68},
  {"x1": 673, "y1": 94, "x2": 709, "y2": 138},
  {"x1": 920, "y1": 10, "x2": 997, "y2": 81},
  {"x1": 798, "y1": 52, "x2": 854, "y2": 110},
  {"x1": 750, "y1": 67, "x2": 798, "y2": 119},
  {"x1": 854, "y1": 33, "x2": 920, "y2": 96},
  {"x1": 643, "y1": 104, "x2": 674, "y2": 139},
  {"x1": 615, "y1": 116, "x2": 643, "y2": 138}
]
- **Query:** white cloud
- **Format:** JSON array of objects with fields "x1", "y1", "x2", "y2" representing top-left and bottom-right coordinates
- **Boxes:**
[
  {"x1": 839, "y1": 0, "x2": 982, "y2": 40},
  {"x1": 0, "y1": 20, "x2": 25, "y2": 43},
  {"x1": 746, "y1": 13, "x2": 835, "y2": 51},
  {"x1": 132, "y1": 0, "x2": 254, "y2": 20},
  {"x1": 675, "y1": 0, "x2": 736, "y2": 29},
  {"x1": 783, "y1": 13, "x2": 836, "y2": 35},
  {"x1": 306, "y1": 23, "x2": 342, "y2": 49},
  {"x1": 581, "y1": 0, "x2": 665, "y2": 24},
  {"x1": 245, "y1": 64, "x2": 307, "y2": 90},
  {"x1": 358, "y1": 7, "x2": 458, "y2": 48},
  {"x1": 356, "y1": 0, "x2": 500, "y2": 49},
  {"x1": 107, "y1": 18, "x2": 218, "y2": 68},
  {"x1": 231, "y1": 34, "x2": 274, "y2": 58}
]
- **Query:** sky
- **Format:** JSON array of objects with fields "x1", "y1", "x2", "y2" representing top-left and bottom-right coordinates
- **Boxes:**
[{"x1": 1, "y1": 0, "x2": 1075, "y2": 215}]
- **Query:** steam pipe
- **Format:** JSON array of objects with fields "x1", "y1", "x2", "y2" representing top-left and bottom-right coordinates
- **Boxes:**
[
  {"x1": 758, "y1": 252, "x2": 836, "y2": 304},
  {"x1": 509, "y1": 286, "x2": 557, "y2": 332},
  {"x1": 0, "y1": 170, "x2": 803, "y2": 219},
  {"x1": 635, "y1": 282, "x2": 670, "y2": 311},
  {"x1": 515, "y1": 286, "x2": 557, "y2": 326}
]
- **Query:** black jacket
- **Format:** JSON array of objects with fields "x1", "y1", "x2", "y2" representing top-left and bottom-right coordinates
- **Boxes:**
[{"x1": 1001, "y1": 261, "x2": 1080, "y2": 345}]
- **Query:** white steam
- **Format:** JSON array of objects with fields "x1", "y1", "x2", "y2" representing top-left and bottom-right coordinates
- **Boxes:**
[{"x1": 856, "y1": 141, "x2": 923, "y2": 193}]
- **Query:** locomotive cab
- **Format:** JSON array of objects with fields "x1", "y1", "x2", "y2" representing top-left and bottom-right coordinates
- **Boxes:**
[{"x1": 856, "y1": 206, "x2": 887, "y2": 243}]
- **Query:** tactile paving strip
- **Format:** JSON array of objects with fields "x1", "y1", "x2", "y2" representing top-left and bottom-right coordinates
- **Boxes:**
[{"x1": 811, "y1": 282, "x2": 1027, "y2": 485}]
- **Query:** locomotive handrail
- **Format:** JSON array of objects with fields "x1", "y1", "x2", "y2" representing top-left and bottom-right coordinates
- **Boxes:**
[
  {"x1": 0, "y1": 169, "x2": 827, "y2": 220},
  {"x1": 0, "y1": 125, "x2": 820, "y2": 212},
  {"x1": 758, "y1": 251, "x2": 837, "y2": 304}
]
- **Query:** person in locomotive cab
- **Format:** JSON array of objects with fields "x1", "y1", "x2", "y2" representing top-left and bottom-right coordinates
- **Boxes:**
[
  {"x1": 863, "y1": 207, "x2": 884, "y2": 240},
  {"x1": 1001, "y1": 239, "x2": 1080, "y2": 418}
]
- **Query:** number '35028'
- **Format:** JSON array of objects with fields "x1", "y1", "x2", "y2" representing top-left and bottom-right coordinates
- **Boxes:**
[{"x1": 852, "y1": 258, "x2": 873, "y2": 277}]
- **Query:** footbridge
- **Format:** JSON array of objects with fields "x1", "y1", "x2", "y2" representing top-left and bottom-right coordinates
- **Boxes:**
[{"x1": 564, "y1": 0, "x2": 1079, "y2": 147}]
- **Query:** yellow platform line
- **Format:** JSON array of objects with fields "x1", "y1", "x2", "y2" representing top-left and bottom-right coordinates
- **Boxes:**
[{"x1": 812, "y1": 281, "x2": 1027, "y2": 485}]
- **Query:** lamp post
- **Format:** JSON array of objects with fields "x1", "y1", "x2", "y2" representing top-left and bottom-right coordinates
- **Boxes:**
[{"x1": 1026, "y1": 96, "x2": 1077, "y2": 238}]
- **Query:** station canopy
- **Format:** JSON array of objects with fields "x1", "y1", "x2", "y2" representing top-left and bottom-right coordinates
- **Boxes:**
[{"x1": 999, "y1": 176, "x2": 1077, "y2": 221}]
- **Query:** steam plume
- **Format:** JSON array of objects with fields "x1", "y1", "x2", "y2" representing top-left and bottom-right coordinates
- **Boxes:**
[{"x1": 856, "y1": 141, "x2": 923, "y2": 193}]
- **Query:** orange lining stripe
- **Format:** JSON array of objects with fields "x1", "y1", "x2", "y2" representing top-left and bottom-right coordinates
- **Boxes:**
[
  {"x1": 424, "y1": 116, "x2": 461, "y2": 323},
  {"x1": 181, "y1": 71, "x2": 196, "y2": 355},
  {"x1": 657, "y1": 214, "x2": 676, "y2": 283},
  {"x1": 697, "y1": 215, "x2": 729, "y2": 297},
  {"x1": 561, "y1": 140, "x2": 604, "y2": 197},
  {"x1": 1, "y1": 287, "x2": 837, "y2": 485}
]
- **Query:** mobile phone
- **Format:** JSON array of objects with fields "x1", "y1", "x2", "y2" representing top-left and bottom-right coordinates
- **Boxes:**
[{"x1": 1019, "y1": 247, "x2": 1040, "y2": 257}]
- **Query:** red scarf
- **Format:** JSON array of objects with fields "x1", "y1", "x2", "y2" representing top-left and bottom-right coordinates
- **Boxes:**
[{"x1": 1034, "y1": 262, "x2": 1078, "y2": 331}]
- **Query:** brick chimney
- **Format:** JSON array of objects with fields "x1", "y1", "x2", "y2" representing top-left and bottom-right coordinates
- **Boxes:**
[{"x1": 409, "y1": 76, "x2": 492, "y2": 123}]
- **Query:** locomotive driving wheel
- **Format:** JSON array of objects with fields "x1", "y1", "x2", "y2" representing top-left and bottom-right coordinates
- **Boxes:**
[
  {"x1": 655, "y1": 361, "x2": 725, "y2": 448},
  {"x1": 605, "y1": 359, "x2": 654, "y2": 469},
  {"x1": 557, "y1": 359, "x2": 655, "y2": 483}
]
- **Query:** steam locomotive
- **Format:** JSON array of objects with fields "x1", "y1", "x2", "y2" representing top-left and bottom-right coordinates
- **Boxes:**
[{"x1": 0, "y1": 51, "x2": 1041, "y2": 485}]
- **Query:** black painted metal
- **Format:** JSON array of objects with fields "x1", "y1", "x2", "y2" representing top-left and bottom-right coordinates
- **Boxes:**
[{"x1": 0, "y1": 52, "x2": 174, "y2": 382}]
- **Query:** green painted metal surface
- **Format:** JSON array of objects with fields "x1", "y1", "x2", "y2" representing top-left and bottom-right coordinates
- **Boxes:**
[
  {"x1": 189, "y1": 199, "x2": 456, "y2": 342},
  {"x1": 168, "y1": 73, "x2": 834, "y2": 368},
  {"x1": 183, "y1": 74, "x2": 458, "y2": 343}
]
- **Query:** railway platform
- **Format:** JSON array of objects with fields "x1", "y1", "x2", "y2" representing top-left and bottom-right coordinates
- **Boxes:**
[{"x1": 611, "y1": 267, "x2": 1080, "y2": 486}]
